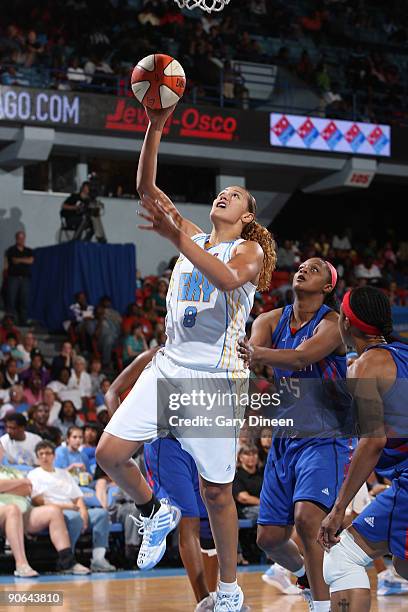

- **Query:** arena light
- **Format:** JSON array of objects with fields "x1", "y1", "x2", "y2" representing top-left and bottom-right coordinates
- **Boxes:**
[{"x1": 270, "y1": 113, "x2": 391, "y2": 157}]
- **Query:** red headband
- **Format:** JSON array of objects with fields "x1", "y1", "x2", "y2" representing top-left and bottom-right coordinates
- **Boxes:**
[
  {"x1": 342, "y1": 291, "x2": 381, "y2": 335},
  {"x1": 325, "y1": 261, "x2": 338, "y2": 287}
]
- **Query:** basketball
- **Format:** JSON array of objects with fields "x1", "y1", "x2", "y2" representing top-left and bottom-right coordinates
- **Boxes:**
[{"x1": 131, "y1": 54, "x2": 186, "y2": 110}]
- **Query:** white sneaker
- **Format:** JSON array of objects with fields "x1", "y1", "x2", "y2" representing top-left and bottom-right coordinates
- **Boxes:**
[
  {"x1": 90, "y1": 558, "x2": 116, "y2": 572},
  {"x1": 377, "y1": 568, "x2": 408, "y2": 596},
  {"x1": 196, "y1": 593, "x2": 216, "y2": 611},
  {"x1": 131, "y1": 499, "x2": 181, "y2": 570},
  {"x1": 214, "y1": 585, "x2": 244, "y2": 611},
  {"x1": 261, "y1": 564, "x2": 300, "y2": 595},
  {"x1": 63, "y1": 562, "x2": 90, "y2": 575}
]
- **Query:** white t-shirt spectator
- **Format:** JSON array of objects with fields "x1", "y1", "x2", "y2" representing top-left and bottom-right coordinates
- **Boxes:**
[
  {"x1": 0, "y1": 432, "x2": 42, "y2": 466},
  {"x1": 68, "y1": 371, "x2": 92, "y2": 398},
  {"x1": 332, "y1": 234, "x2": 351, "y2": 250},
  {"x1": 28, "y1": 467, "x2": 83, "y2": 504},
  {"x1": 48, "y1": 381, "x2": 81, "y2": 410},
  {"x1": 354, "y1": 263, "x2": 382, "y2": 280},
  {"x1": 16, "y1": 344, "x2": 32, "y2": 368}
]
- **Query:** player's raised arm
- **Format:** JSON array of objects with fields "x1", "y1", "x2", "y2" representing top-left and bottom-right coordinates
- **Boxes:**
[{"x1": 136, "y1": 107, "x2": 203, "y2": 238}]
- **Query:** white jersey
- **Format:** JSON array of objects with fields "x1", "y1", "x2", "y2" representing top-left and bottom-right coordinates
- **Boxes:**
[{"x1": 164, "y1": 233, "x2": 257, "y2": 371}]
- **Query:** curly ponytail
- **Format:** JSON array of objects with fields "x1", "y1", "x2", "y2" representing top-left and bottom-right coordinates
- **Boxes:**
[{"x1": 241, "y1": 190, "x2": 277, "y2": 291}]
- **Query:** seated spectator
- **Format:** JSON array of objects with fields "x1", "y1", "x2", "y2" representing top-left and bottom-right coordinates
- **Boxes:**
[
  {"x1": 50, "y1": 400, "x2": 84, "y2": 439},
  {"x1": 95, "y1": 297, "x2": 122, "y2": 368},
  {"x1": 89, "y1": 358, "x2": 104, "y2": 395},
  {"x1": 23, "y1": 374, "x2": 45, "y2": 407},
  {"x1": 0, "y1": 315, "x2": 21, "y2": 345},
  {"x1": 51, "y1": 341, "x2": 75, "y2": 380},
  {"x1": 152, "y1": 278, "x2": 168, "y2": 317},
  {"x1": 80, "y1": 424, "x2": 101, "y2": 474},
  {"x1": 122, "y1": 325, "x2": 148, "y2": 367},
  {"x1": 0, "y1": 464, "x2": 89, "y2": 576},
  {"x1": 16, "y1": 331, "x2": 37, "y2": 369},
  {"x1": 277, "y1": 240, "x2": 295, "y2": 270},
  {"x1": 95, "y1": 404, "x2": 110, "y2": 428},
  {"x1": 48, "y1": 367, "x2": 81, "y2": 410},
  {"x1": 19, "y1": 351, "x2": 50, "y2": 388},
  {"x1": 26, "y1": 404, "x2": 62, "y2": 446},
  {"x1": 63, "y1": 291, "x2": 95, "y2": 351},
  {"x1": 68, "y1": 356, "x2": 92, "y2": 401},
  {"x1": 43, "y1": 387, "x2": 61, "y2": 424},
  {"x1": 121, "y1": 303, "x2": 140, "y2": 335},
  {"x1": 149, "y1": 328, "x2": 167, "y2": 349},
  {"x1": 95, "y1": 378, "x2": 111, "y2": 407},
  {"x1": 233, "y1": 444, "x2": 263, "y2": 521},
  {"x1": 67, "y1": 56, "x2": 87, "y2": 88},
  {"x1": 2, "y1": 335, "x2": 24, "y2": 367},
  {"x1": 2, "y1": 357, "x2": 19, "y2": 389},
  {"x1": 354, "y1": 256, "x2": 382, "y2": 285},
  {"x1": 0, "y1": 385, "x2": 29, "y2": 420},
  {"x1": 55, "y1": 425, "x2": 92, "y2": 482},
  {"x1": 332, "y1": 231, "x2": 352, "y2": 251},
  {"x1": 255, "y1": 427, "x2": 272, "y2": 467},
  {"x1": 107, "y1": 485, "x2": 143, "y2": 566},
  {"x1": 0, "y1": 413, "x2": 42, "y2": 466},
  {"x1": 29, "y1": 440, "x2": 115, "y2": 572}
]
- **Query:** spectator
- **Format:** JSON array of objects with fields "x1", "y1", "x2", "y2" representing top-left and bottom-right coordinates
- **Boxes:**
[
  {"x1": 54, "y1": 425, "x2": 92, "y2": 481},
  {"x1": 25, "y1": 30, "x2": 45, "y2": 67},
  {"x1": 20, "y1": 350, "x2": 50, "y2": 388},
  {"x1": 122, "y1": 325, "x2": 148, "y2": 367},
  {"x1": 43, "y1": 387, "x2": 61, "y2": 424},
  {"x1": 23, "y1": 375, "x2": 45, "y2": 407},
  {"x1": 0, "y1": 385, "x2": 29, "y2": 420},
  {"x1": 233, "y1": 444, "x2": 263, "y2": 521},
  {"x1": 332, "y1": 231, "x2": 352, "y2": 251},
  {"x1": 89, "y1": 357, "x2": 105, "y2": 395},
  {"x1": 50, "y1": 400, "x2": 84, "y2": 439},
  {"x1": 149, "y1": 328, "x2": 167, "y2": 349},
  {"x1": 2, "y1": 358, "x2": 19, "y2": 389},
  {"x1": 67, "y1": 56, "x2": 87, "y2": 88},
  {"x1": 107, "y1": 485, "x2": 143, "y2": 566},
  {"x1": 95, "y1": 297, "x2": 122, "y2": 368},
  {"x1": 51, "y1": 341, "x2": 75, "y2": 380},
  {"x1": 80, "y1": 424, "x2": 101, "y2": 474},
  {"x1": 95, "y1": 404, "x2": 110, "y2": 428},
  {"x1": 0, "y1": 464, "x2": 89, "y2": 576},
  {"x1": 354, "y1": 256, "x2": 382, "y2": 285},
  {"x1": 0, "y1": 413, "x2": 42, "y2": 466},
  {"x1": 4, "y1": 232, "x2": 34, "y2": 326},
  {"x1": 26, "y1": 404, "x2": 62, "y2": 446},
  {"x1": 29, "y1": 440, "x2": 116, "y2": 572},
  {"x1": 68, "y1": 356, "x2": 92, "y2": 401},
  {"x1": 95, "y1": 378, "x2": 111, "y2": 407},
  {"x1": 277, "y1": 240, "x2": 296, "y2": 270},
  {"x1": 3, "y1": 334, "x2": 24, "y2": 366},
  {"x1": 0, "y1": 315, "x2": 21, "y2": 345},
  {"x1": 48, "y1": 367, "x2": 81, "y2": 410},
  {"x1": 255, "y1": 428, "x2": 272, "y2": 467},
  {"x1": 152, "y1": 278, "x2": 168, "y2": 317},
  {"x1": 16, "y1": 331, "x2": 36, "y2": 369}
]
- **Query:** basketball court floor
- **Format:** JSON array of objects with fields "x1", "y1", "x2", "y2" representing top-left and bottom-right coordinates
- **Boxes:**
[{"x1": 0, "y1": 566, "x2": 407, "y2": 611}]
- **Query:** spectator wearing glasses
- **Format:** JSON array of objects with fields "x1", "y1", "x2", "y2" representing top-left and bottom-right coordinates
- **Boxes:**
[{"x1": 28, "y1": 440, "x2": 116, "y2": 573}]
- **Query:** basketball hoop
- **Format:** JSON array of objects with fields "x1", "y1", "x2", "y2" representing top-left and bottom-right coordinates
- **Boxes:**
[{"x1": 174, "y1": 0, "x2": 230, "y2": 13}]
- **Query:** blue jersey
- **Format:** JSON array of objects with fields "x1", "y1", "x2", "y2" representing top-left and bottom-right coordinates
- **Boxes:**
[
  {"x1": 364, "y1": 342, "x2": 408, "y2": 478},
  {"x1": 270, "y1": 304, "x2": 350, "y2": 440}
]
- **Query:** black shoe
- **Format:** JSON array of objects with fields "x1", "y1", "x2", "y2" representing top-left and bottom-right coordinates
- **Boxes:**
[{"x1": 296, "y1": 573, "x2": 311, "y2": 590}]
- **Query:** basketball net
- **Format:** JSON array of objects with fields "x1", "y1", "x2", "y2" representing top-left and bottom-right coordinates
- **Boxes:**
[{"x1": 174, "y1": 0, "x2": 230, "y2": 13}]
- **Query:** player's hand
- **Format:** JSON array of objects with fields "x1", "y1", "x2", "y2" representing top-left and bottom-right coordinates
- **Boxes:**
[
  {"x1": 237, "y1": 338, "x2": 254, "y2": 367},
  {"x1": 317, "y1": 506, "x2": 345, "y2": 551},
  {"x1": 138, "y1": 194, "x2": 181, "y2": 243},
  {"x1": 145, "y1": 104, "x2": 177, "y2": 129}
]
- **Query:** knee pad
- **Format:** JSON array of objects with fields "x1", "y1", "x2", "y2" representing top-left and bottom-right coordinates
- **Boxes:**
[{"x1": 323, "y1": 530, "x2": 371, "y2": 593}]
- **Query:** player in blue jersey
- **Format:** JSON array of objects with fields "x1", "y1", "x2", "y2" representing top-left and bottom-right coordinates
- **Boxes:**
[
  {"x1": 97, "y1": 103, "x2": 276, "y2": 612},
  {"x1": 104, "y1": 348, "x2": 220, "y2": 612},
  {"x1": 319, "y1": 286, "x2": 408, "y2": 611},
  {"x1": 239, "y1": 258, "x2": 355, "y2": 612}
]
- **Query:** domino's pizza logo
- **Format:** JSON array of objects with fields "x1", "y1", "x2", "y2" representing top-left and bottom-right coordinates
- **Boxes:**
[
  {"x1": 367, "y1": 126, "x2": 389, "y2": 154},
  {"x1": 272, "y1": 115, "x2": 295, "y2": 145},
  {"x1": 345, "y1": 124, "x2": 366, "y2": 152},
  {"x1": 321, "y1": 121, "x2": 343, "y2": 150},
  {"x1": 297, "y1": 118, "x2": 319, "y2": 148}
]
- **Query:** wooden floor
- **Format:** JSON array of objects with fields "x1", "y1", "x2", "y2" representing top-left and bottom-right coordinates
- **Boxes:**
[{"x1": 0, "y1": 569, "x2": 407, "y2": 611}]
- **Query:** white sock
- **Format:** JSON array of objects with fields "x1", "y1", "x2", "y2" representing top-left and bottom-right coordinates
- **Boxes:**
[
  {"x1": 313, "y1": 601, "x2": 330, "y2": 611},
  {"x1": 219, "y1": 580, "x2": 238, "y2": 593},
  {"x1": 92, "y1": 547, "x2": 106, "y2": 562},
  {"x1": 293, "y1": 565, "x2": 306, "y2": 578}
]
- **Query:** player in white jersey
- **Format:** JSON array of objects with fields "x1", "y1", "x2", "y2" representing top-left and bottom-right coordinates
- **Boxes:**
[{"x1": 96, "y1": 103, "x2": 276, "y2": 612}]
